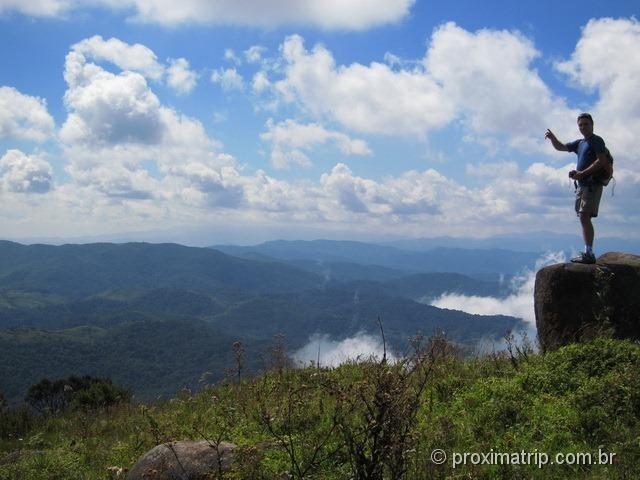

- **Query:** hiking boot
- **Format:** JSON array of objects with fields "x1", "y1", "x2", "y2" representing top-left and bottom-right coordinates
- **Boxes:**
[{"x1": 570, "y1": 252, "x2": 596, "y2": 264}]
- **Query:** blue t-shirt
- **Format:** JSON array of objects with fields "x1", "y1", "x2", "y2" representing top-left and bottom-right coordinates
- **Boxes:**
[{"x1": 566, "y1": 134, "x2": 606, "y2": 186}]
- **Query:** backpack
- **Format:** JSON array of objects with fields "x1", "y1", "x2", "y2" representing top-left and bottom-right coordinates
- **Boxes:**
[{"x1": 593, "y1": 148, "x2": 614, "y2": 186}]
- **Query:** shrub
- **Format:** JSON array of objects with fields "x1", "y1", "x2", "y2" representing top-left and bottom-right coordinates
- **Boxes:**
[{"x1": 25, "y1": 376, "x2": 131, "y2": 415}]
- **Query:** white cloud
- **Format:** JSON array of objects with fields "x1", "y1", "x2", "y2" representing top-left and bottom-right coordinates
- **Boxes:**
[
  {"x1": 252, "y1": 71, "x2": 271, "y2": 93},
  {"x1": 59, "y1": 37, "x2": 231, "y2": 209},
  {"x1": 274, "y1": 35, "x2": 455, "y2": 136},
  {"x1": 270, "y1": 27, "x2": 576, "y2": 151},
  {"x1": 555, "y1": 17, "x2": 640, "y2": 162},
  {"x1": 465, "y1": 160, "x2": 576, "y2": 220},
  {"x1": 8, "y1": 30, "x2": 610, "y2": 236},
  {"x1": 60, "y1": 105, "x2": 226, "y2": 204},
  {"x1": 245, "y1": 45, "x2": 267, "y2": 64},
  {"x1": 318, "y1": 163, "x2": 461, "y2": 218},
  {"x1": 166, "y1": 58, "x2": 198, "y2": 94},
  {"x1": 3, "y1": 0, "x2": 416, "y2": 29},
  {"x1": 211, "y1": 67, "x2": 245, "y2": 91},
  {"x1": 60, "y1": 37, "x2": 202, "y2": 147},
  {"x1": 68, "y1": 36, "x2": 199, "y2": 96},
  {"x1": 224, "y1": 49, "x2": 242, "y2": 65},
  {"x1": 5, "y1": 22, "x2": 637, "y2": 241},
  {"x1": 164, "y1": 158, "x2": 245, "y2": 208},
  {"x1": 0, "y1": 86, "x2": 55, "y2": 142},
  {"x1": 294, "y1": 333, "x2": 397, "y2": 367},
  {"x1": 238, "y1": 169, "x2": 324, "y2": 216},
  {"x1": 0, "y1": 149, "x2": 53, "y2": 193},
  {"x1": 260, "y1": 119, "x2": 372, "y2": 169},
  {"x1": 431, "y1": 251, "x2": 566, "y2": 329},
  {"x1": 319, "y1": 163, "x2": 377, "y2": 213},
  {"x1": 60, "y1": 59, "x2": 164, "y2": 146},
  {"x1": 466, "y1": 161, "x2": 519, "y2": 179},
  {"x1": 61, "y1": 39, "x2": 215, "y2": 150},
  {"x1": 67, "y1": 161, "x2": 157, "y2": 200},
  {"x1": 424, "y1": 22, "x2": 574, "y2": 152},
  {"x1": 0, "y1": 0, "x2": 68, "y2": 17},
  {"x1": 312, "y1": 156, "x2": 591, "y2": 233},
  {"x1": 72, "y1": 35, "x2": 164, "y2": 81}
]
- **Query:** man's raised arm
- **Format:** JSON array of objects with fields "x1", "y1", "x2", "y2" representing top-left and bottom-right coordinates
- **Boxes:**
[{"x1": 545, "y1": 129, "x2": 568, "y2": 151}]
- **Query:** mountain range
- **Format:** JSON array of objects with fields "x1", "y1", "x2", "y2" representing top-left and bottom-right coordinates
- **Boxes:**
[
  {"x1": 212, "y1": 239, "x2": 541, "y2": 278},
  {"x1": 0, "y1": 240, "x2": 526, "y2": 404}
]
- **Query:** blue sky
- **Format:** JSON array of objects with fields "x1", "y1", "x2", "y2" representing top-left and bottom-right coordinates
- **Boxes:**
[{"x1": 0, "y1": 0, "x2": 638, "y2": 245}]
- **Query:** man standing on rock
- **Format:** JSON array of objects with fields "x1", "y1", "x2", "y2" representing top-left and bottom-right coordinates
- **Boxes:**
[{"x1": 545, "y1": 113, "x2": 610, "y2": 264}]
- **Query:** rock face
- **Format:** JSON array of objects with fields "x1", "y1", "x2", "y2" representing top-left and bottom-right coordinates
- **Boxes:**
[
  {"x1": 535, "y1": 252, "x2": 640, "y2": 351},
  {"x1": 127, "y1": 440, "x2": 236, "y2": 480}
]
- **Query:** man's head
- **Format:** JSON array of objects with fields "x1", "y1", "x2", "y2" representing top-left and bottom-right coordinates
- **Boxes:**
[{"x1": 577, "y1": 113, "x2": 594, "y2": 138}]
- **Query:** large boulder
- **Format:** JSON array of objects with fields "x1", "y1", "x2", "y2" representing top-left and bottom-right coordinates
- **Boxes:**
[
  {"x1": 127, "y1": 440, "x2": 236, "y2": 480},
  {"x1": 534, "y1": 252, "x2": 640, "y2": 351}
]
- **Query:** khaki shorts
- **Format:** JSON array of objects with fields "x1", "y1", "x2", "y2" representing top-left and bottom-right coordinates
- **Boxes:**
[{"x1": 575, "y1": 184, "x2": 603, "y2": 218}]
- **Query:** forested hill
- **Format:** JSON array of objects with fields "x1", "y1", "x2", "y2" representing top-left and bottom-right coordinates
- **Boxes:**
[
  {"x1": 0, "y1": 241, "x2": 323, "y2": 297},
  {"x1": 0, "y1": 241, "x2": 525, "y2": 404}
]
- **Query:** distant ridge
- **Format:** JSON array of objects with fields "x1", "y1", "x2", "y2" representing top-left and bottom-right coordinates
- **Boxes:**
[
  {"x1": 381, "y1": 232, "x2": 640, "y2": 254},
  {"x1": 213, "y1": 239, "x2": 540, "y2": 276},
  {"x1": 0, "y1": 241, "x2": 323, "y2": 297}
]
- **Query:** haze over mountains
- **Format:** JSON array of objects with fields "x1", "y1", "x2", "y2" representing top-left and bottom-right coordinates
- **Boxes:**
[
  {"x1": 10, "y1": 231, "x2": 639, "y2": 254},
  {"x1": 212, "y1": 239, "x2": 541, "y2": 278},
  {"x1": 0, "y1": 239, "x2": 549, "y2": 404}
]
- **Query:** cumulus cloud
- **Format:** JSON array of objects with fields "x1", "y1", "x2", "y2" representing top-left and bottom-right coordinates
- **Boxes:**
[
  {"x1": 65, "y1": 159, "x2": 159, "y2": 200},
  {"x1": 61, "y1": 58, "x2": 164, "y2": 146},
  {"x1": 466, "y1": 161, "x2": 519, "y2": 179},
  {"x1": 72, "y1": 35, "x2": 164, "y2": 81},
  {"x1": 58, "y1": 36, "x2": 235, "y2": 208},
  {"x1": 424, "y1": 22, "x2": 575, "y2": 152},
  {"x1": 0, "y1": 0, "x2": 68, "y2": 17},
  {"x1": 320, "y1": 163, "x2": 378, "y2": 213},
  {"x1": 320, "y1": 163, "x2": 472, "y2": 218},
  {"x1": 60, "y1": 106, "x2": 227, "y2": 205},
  {"x1": 293, "y1": 333, "x2": 397, "y2": 367},
  {"x1": 60, "y1": 37, "x2": 216, "y2": 151},
  {"x1": 1, "y1": 0, "x2": 415, "y2": 29},
  {"x1": 260, "y1": 119, "x2": 372, "y2": 169},
  {"x1": 224, "y1": 49, "x2": 242, "y2": 65},
  {"x1": 0, "y1": 149, "x2": 53, "y2": 193},
  {"x1": 22, "y1": 28, "x2": 598, "y2": 236},
  {"x1": 164, "y1": 158, "x2": 245, "y2": 208},
  {"x1": 0, "y1": 86, "x2": 55, "y2": 142},
  {"x1": 6, "y1": 21, "x2": 636, "y2": 240},
  {"x1": 252, "y1": 71, "x2": 271, "y2": 93},
  {"x1": 166, "y1": 58, "x2": 198, "y2": 94},
  {"x1": 555, "y1": 17, "x2": 640, "y2": 161},
  {"x1": 431, "y1": 251, "x2": 566, "y2": 329},
  {"x1": 467, "y1": 159, "x2": 576, "y2": 219},
  {"x1": 67, "y1": 36, "x2": 198, "y2": 95},
  {"x1": 301, "y1": 156, "x2": 583, "y2": 235},
  {"x1": 245, "y1": 45, "x2": 267, "y2": 64},
  {"x1": 274, "y1": 35, "x2": 455, "y2": 136},
  {"x1": 211, "y1": 68, "x2": 244, "y2": 91},
  {"x1": 270, "y1": 27, "x2": 575, "y2": 149}
]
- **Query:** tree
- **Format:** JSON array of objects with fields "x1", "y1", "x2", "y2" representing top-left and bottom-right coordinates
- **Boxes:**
[
  {"x1": 25, "y1": 376, "x2": 130, "y2": 414},
  {"x1": 25, "y1": 378, "x2": 68, "y2": 414}
]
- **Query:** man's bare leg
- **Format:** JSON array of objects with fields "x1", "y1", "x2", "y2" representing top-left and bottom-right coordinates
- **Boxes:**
[{"x1": 579, "y1": 211, "x2": 594, "y2": 252}]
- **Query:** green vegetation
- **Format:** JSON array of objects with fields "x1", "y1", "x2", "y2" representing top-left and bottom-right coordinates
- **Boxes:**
[
  {"x1": 25, "y1": 376, "x2": 131, "y2": 414},
  {"x1": 2, "y1": 337, "x2": 638, "y2": 479},
  {"x1": 0, "y1": 319, "x2": 242, "y2": 404},
  {"x1": 0, "y1": 241, "x2": 523, "y2": 405}
]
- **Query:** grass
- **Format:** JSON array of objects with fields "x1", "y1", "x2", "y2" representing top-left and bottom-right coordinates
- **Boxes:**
[{"x1": 1, "y1": 337, "x2": 639, "y2": 479}]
